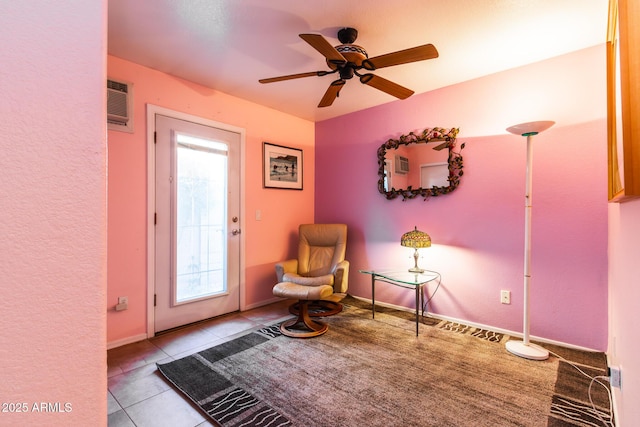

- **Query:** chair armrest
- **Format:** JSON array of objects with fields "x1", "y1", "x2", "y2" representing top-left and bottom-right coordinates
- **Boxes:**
[
  {"x1": 275, "y1": 259, "x2": 298, "y2": 282},
  {"x1": 283, "y1": 273, "x2": 334, "y2": 287},
  {"x1": 333, "y1": 260, "x2": 350, "y2": 293}
]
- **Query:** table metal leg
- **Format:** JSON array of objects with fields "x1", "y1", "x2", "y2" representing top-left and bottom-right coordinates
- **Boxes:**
[
  {"x1": 371, "y1": 275, "x2": 376, "y2": 319},
  {"x1": 361, "y1": 271, "x2": 438, "y2": 337},
  {"x1": 415, "y1": 285, "x2": 419, "y2": 336}
]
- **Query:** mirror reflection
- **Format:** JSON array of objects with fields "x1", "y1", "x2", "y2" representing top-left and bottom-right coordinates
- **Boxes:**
[{"x1": 377, "y1": 127, "x2": 464, "y2": 200}]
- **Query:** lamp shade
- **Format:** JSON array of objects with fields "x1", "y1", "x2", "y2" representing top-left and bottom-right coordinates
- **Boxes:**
[
  {"x1": 506, "y1": 121, "x2": 555, "y2": 136},
  {"x1": 401, "y1": 226, "x2": 431, "y2": 249}
]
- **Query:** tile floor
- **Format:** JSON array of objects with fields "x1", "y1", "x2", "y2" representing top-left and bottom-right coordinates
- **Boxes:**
[{"x1": 107, "y1": 299, "x2": 293, "y2": 427}]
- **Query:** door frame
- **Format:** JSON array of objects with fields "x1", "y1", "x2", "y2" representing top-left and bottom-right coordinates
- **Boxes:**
[{"x1": 146, "y1": 104, "x2": 246, "y2": 338}]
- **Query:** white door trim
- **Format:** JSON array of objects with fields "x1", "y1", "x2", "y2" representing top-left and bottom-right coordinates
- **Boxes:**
[{"x1": 146, "y1": 104, "x2": 246, "y2": 338}]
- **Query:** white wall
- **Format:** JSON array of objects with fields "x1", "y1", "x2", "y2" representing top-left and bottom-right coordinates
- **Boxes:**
[{"x1": 608, "y1": 199, "x2": 640, "y2": 426}]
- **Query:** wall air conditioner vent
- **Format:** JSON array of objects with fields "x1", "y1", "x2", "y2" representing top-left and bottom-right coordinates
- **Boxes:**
[
  {"x1": 107, "y1": 78, "x2": 134, "y2": 133},
  {"x1": 395, "y1": 155, "x2": 409, "y2": 174}
]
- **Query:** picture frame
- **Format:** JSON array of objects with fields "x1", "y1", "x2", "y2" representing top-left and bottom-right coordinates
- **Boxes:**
[
  {"x1": 607, "y1": 0, "x2": 640, "y2": 202},
  {"x1": 263, "y1": 142, "x2": 303, "y2": 190}
]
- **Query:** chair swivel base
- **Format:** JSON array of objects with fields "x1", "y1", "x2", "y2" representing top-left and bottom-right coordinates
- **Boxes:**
[
  {"x1": 280, "y1": 302, "x2": 328, "y2": 338},
  {"x1": 288, "y1": 300, "x2": 343, "y2": 317}
]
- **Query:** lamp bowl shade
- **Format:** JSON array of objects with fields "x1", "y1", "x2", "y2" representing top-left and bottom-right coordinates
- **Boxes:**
[
  {"x1": 506, "y1": 121, "x2": 555, "y2": 136},
  {"x1": 401, "y1": 226, "x2": 431, "y2": 248}
]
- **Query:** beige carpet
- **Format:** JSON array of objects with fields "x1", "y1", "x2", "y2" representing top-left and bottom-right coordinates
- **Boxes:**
[{"x1": 158, "y1": 296, "x2": 612, "y2": 427}]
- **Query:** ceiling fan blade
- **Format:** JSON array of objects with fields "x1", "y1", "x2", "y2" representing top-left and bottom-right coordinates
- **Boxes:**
[
  {"x1": 259, "y1": 71, "x2": 327, "y2": 84},
  {"x1": 318, "y1": 80, "x2": 345, "y2": 107},
  {"x1": 300, "y1": 33, "x2": 347, "y2": 64},
  {"x1": 359, "y1": 74, "x2": 414, "y2": 99},
  {"x1": 362, "y1": 44, "x2": 438, "y2": 70}
]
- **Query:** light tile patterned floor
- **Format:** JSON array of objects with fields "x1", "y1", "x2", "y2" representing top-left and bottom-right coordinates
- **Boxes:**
[{"x1": 107, "y1": 299, "x2": 293, "y2": 427}]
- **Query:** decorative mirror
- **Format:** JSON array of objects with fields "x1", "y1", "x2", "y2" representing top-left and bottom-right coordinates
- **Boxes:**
[{"x1": 377, "y1": 127, "x2": 465, "y2": 200}]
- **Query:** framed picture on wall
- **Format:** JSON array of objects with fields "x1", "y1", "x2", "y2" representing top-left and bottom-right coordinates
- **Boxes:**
[{"x1": 263, "y1": 142, "x2": 303, "y2": 190}]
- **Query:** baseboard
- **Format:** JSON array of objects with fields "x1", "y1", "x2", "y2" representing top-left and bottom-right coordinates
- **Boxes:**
[
  {"x1": 611, "y1": 387, "x2": 620, "y2": 427},
  {"x1": 243, "y1": 296, "x2": 284, "y2": 311},
  {"x1": 107, "y1": 333, "x2": 148, "y2": 350},
  {"x1": 348, "y1": 294, "x2": 600, "y2": 353},
  {"x1": 108, "y1": 299, "x2": 287, "y2": 349}
]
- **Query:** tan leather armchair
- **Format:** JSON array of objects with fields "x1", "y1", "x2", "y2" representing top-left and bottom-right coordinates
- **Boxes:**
[{"x1": 273, "y1": 224, "x2": 349, "y2": 337}]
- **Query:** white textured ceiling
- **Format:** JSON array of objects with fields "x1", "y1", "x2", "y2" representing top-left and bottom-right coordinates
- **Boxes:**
[{"x1": 108, "y1": 0, "x2": 608, "y2": 122}]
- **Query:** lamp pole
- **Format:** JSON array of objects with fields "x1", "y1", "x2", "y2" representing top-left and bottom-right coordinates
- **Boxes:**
[
  {"x1": 522, "y1": 131, "x2": 534, "y2": 347},
  {"x1": 505, "y1": 121, "x2": 554, "y2": 361}
]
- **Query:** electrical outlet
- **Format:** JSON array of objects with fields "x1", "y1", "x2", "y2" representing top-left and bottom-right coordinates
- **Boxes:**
[
  {"x1": 609, "y1": 366, "x2": 621, "y2": 388},
  {"x1": 500, "y1": 290, "x2": 511, "y2": 304},
  {"x1": 116, "y1": 296, "x2": 129, "y2": 312}
]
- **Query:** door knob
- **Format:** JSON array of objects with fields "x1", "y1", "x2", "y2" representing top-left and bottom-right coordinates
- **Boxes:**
[{"x1": 231, "y1": 229, "x2": 241, "y2": 235}]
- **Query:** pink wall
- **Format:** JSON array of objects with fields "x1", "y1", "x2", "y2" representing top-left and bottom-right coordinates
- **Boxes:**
[
  {"x1": 107, "y1": 56, "x2": 315, "y2": 344},
  {"x1": 316, "y1": 46, "x2": 608, "y2": 350},
  {"x1": 0, "y1": 2, "x2": 108, "y2": 425},
  {"x1": 608, "y1": 199, "x2": 640, "y2": 423}
]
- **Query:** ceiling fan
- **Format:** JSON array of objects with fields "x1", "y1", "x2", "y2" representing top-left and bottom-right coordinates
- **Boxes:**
[{"x1": 259, "y1": 27, "x2": 439, "y2": 108}]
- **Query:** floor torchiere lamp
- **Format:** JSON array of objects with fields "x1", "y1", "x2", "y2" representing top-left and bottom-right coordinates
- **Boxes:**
[{"x1": 505, "y1": 120, "x2": 555, "y2": 361}]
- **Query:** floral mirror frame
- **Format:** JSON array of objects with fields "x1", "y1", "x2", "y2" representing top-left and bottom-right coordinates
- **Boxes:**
[{"x1": 377, "y1": 127, "x2": 465, "y2": 201}]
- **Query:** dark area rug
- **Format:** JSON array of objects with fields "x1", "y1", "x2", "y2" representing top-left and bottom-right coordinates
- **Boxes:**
[{"x1": 157, "y1": 296, "x2": 612, "y2": 427}]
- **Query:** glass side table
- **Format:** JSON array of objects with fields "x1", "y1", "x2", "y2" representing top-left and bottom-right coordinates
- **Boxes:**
[{"x1": 359, "y1": 269, "x2": 441, "y2": 336}]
